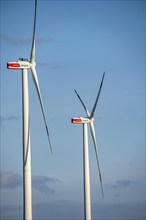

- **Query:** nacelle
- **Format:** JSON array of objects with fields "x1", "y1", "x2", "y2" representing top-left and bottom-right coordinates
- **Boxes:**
[
  {"x1": 7, "y1": 60, "x2": 31, "y2": 69},
  {"x1": 71, "y1": 117, "x2": 90, "y2": 124}
]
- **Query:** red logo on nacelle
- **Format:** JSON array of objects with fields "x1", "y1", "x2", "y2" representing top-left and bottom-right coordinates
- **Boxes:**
[
  {"x1": 7, "y1": 63, "x2": 21, "y2": 68},
  {"x1": 71, "y1": 118, "x2": 82, "y2": 123}
]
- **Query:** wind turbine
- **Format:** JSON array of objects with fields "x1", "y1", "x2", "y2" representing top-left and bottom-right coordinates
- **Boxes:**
[
  {"x1": 7, "y1": 1, "x2": 52, "y2": 220},
  {"x1": 71, "y1": 72, "x2": 105, "y2": 220}
]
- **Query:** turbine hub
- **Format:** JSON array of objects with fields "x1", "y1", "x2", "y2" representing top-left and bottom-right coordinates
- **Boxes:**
[
  {"x1": 30, "y1": 61, "x2": 36, "y2": 67},
  {"x1": 90, "y1": 117, "x2": 94, "y2": 122}
]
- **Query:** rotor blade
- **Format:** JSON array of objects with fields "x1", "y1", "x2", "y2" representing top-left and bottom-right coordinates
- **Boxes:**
[
  {"x1": 30, "y1": 66, "x2": 53, "y2": 154},
  {"x1": 89, "y1": 120, "x2": 104, "y2": 197},
  {"x1": 90, "y1": 72, "x2": 105, "y2": 118},
  {"x1": 74, "y1": 89, "x2": 90, "y2": 117},
  {"x1": 30, "y1": 0, "x2": 37, "y2": 63}
]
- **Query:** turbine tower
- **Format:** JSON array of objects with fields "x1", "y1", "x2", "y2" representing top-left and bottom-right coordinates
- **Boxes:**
[
  {"x1": 7, "y1": 1, "x2": 52, "y2": 220},
  {"x1": 71, "y1": 72, "x2": 105, "y2": 220}
]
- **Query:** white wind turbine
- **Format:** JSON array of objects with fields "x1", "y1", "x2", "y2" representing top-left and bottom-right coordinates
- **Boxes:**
[
  {"x1": 7, "y1": 1, "x2": 52, "y2": 220},
  {"x1": 71, "y1": 72, "x2": 105, "y2": 220}
]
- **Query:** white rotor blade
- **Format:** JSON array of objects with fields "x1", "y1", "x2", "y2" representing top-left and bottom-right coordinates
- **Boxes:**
[
  {"x1": 89, "y1": 120, "x2": 104, "y2": 197},
  {"x1": 30, "y1": 0, "x2": 37, "y2": 63},
  {"x1": 74, "y1": 89, "x2": 90, "y2": 117},
  {"x1": 90, "y1": 72, "x2": 105, "y2": 118},
  {"x1": 30, "y1": 66, "x2": 52, "y2": 153}
]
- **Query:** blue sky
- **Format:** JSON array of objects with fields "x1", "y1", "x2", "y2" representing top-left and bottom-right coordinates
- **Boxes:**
[{"x1": 0, "y1": 0, "x2": 145, "y2": 219}]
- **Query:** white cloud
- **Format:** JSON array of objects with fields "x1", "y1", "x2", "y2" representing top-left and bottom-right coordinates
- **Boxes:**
[
  {"x1": 32, "y1": 175, "x2": 59, "y2": 194},
  {"x1": 0, "y1": 171, "x2": 59, "y2": 194},
  {"x1": 109, "y1": 179, "x2": 134, "y2": 189},
  {"x1": 1, "y1": 34, "x2": 55, "y2": 47},
  {"x1": 0, "y1": 116, "x2": 19, "y2": 123},
  {"x1": 0, "y1": 172, "x2": 22, "y2": 189}
]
